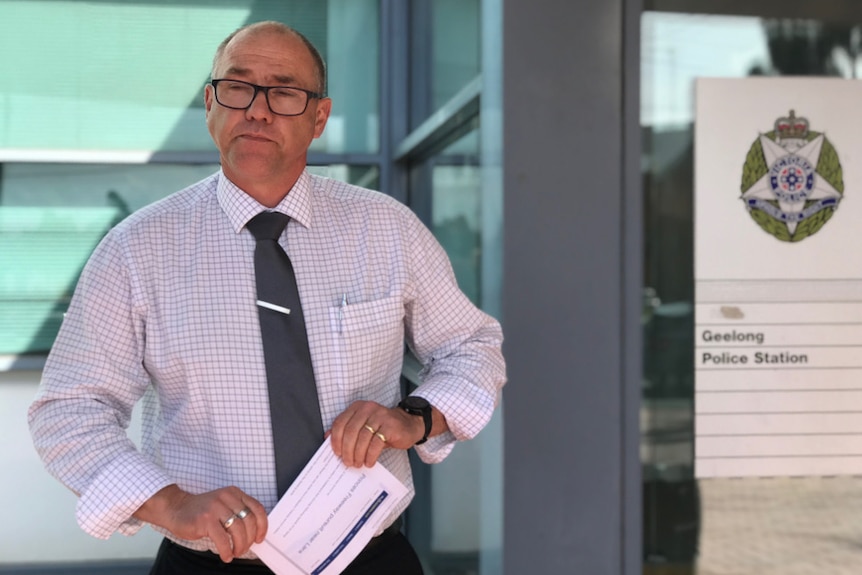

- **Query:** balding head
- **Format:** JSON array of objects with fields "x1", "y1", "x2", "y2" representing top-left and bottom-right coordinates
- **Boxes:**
[{"x1": 212, "y1": 21, "x2": 327, "y2": 95}]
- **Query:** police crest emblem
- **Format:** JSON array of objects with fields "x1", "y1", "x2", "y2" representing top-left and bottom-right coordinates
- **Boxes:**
[{"x1": 740, "y1": 110, "x2": 844, "y2": 242}]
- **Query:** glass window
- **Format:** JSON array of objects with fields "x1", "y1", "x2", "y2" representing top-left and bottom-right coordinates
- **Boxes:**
[
  {"x1": 404, "y1": 129, "x2": 485, "y2": 575},
  {"x1": 0, "y1": 163, "x2": 380, "y2": 358},
  {"x1": 410, "y1": 0, "x2": 481, "y2": 127},
  {"x1": 432, "y1": 130, "x2": 481, "y2": 305},
  {"x1": 401, "y1": 5, "x2": 502, "y2": 572},
  {"x1": 0, "y1": 160, "x2": 386, "y2": 570},
  {"x1": 325, "y1": 0, "x2": 380, "y2": 154},
  {"x1": 0, "y1": 163, "x2": 220, "y2": 356},
  {"x1": 0, "y1": 0, "x2": 379, "y2": 155},
  {"x1": 1, "y1": 0, "x2": 379, "y2": 571},
  {"x1": 432, "y1": 0, "x2": 481, "y2": 111},
  {"x1": 641, "y1": 7, "x2": 862, "y2": 574},
  {"x1": 309, "y1": 164, "x2": 380, "y2": 191}
]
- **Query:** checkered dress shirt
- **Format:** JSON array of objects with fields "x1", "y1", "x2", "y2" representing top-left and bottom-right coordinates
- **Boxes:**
[{"x1": 28, "y1": 170, "x2": 505, "y2": 556}]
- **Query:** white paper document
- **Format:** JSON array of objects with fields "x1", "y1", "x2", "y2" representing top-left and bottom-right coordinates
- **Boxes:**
[{"x1": 251, "y1": 438, "x2": 409, "y2": 575}]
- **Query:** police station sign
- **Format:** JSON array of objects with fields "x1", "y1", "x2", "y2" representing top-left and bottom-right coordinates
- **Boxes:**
[{"x1": 694, "y1": 78, "x2": 862, "y2": 479}]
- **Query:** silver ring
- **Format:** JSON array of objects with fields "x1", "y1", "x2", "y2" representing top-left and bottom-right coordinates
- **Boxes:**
[
  {"x1": 223, "y1": 514, "x2": 237, "y2": 529},
  {"x1": 236, "y1": 508, "x2": 251, "y2": 520}
]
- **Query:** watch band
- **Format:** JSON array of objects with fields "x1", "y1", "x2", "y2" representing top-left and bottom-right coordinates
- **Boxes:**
[{"x1": 398, "y1": 396, "x2": 432, "y2": 445}]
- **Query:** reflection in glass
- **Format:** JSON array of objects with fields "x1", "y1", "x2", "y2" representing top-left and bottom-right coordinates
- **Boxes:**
[
  {"x1": 324, "y1": 0, "x2": 380, "y2": 154},
  {"x1": 0, "y1": 0, "x2": 380, "y2": 155},
  {"x1": 432, "y1": 0, "x2": 481, "y2": 111},
  {"x1": 406, "y1": 128, "x2": 482, "y2": 575},
  {"x1": 0, "y1": 164, "x2": 220, "y2": 356},
  {"x1": 0, "y1": 163, "x2": 378, "y2": 358},
  {"x1": 642, "y1": 11, "x2": 862, "y2": 574},
  {"x1": 432, "y1": 131, "x2": 481, "y2": 305},
  {"x1": 309, "y1": 164, "x2": 381, "y2": 191}
]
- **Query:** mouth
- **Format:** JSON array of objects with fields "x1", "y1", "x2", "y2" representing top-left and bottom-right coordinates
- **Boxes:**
[{"x1": 237, "y1": 133, "x2": 273, "y2": 143}]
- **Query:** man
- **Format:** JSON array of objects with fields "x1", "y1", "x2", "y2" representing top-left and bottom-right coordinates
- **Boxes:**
[{"x1": 28, "y1": 20, "x2": 505, "y2": 575}]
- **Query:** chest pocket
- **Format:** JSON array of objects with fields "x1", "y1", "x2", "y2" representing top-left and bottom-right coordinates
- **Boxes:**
[{"x1": 328, "y1": 295, "x2": 405, "y2": 395}]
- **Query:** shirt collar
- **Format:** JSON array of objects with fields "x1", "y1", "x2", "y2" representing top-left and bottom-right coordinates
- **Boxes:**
[{"x1": 217, "y1": 170, "x2": 314, "y2": 233}]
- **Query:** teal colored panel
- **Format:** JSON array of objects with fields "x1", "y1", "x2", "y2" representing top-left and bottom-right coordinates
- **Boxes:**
[
  {"x1": 0, "y1": 1, "x2": 253, "y2": 152},
  {"x1": 0, "y1": 207, "x2": 120, "y2": 353},
  {"x1": 432, "y1": 0, "x2": 480, "y2": 111},
  {"x1": 0, "y1": 1, "x2": 380, "y2": 155},
  {"x1": 0, "y1": 301, "x2": 65, "y2": 354}
]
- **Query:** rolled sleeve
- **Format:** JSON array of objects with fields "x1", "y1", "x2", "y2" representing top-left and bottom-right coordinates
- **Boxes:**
[
  {"x1": 413, "y1": 432, "x2": 456, "y2": 464},
  {"x1": 77, "y1": 452, "x2": 174, "y2": 538},
  {"x1": 29, "y1": 228, "x2": 166, "y2": 539},
  {"x1": 403, "y1": 213, "x2": 507, "y2": 464}
]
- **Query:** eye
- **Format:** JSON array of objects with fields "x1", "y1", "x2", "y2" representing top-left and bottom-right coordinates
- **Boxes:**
[
  {"x1": 225, "y1": 82, "x2": 251, "y2": 93},
  {"x1": 270, "y1": 88, "x2": 302, "y2": 99}
]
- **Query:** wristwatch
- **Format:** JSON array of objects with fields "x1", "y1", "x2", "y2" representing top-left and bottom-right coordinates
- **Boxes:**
[{"x1": 398, "y1": 396, "x2": 432, "y2": 445}]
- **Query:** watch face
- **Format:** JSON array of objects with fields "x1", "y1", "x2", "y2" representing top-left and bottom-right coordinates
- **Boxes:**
[{"x1": 402, "y1": 396, "x2": 430, "y2": 411}]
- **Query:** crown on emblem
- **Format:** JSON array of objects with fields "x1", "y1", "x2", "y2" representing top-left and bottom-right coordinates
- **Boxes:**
[{"x1": 774, "y1": 110, "x2": 809, "y2": 139}]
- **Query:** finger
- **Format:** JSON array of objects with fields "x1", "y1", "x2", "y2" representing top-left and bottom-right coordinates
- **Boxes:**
[
  {"x1": 224, "y1": 512, "x2": 251, "y2": 558},
  {"x1": 210, "y1": 513, "x2": 236, "y2": 563},
  {"x1": 331, "y1": 401, "x2": 387, "y2": 465},
  {"x1": 215, "y1": 489, "x2": 256, "y2": 557},
  {"x1": 329, "y1": 410, "x2": 351, "y2": 458},
  {"x1": 338, "y1": 409, "x2": 369, "y2": 467},
  {"x1": 235, "y1": 508, "x2": 256, "y2": 546},
  {"x1": 226, "y1": 496, "x2": 264, "y2": 555},
  {"x1": 364, "y1": 427, "x2": 387, "y2": 467},
  {"x1": 244, "y1": 498, "x2": 268, "y2": 544},
  {"x1": 352, "y1": 421, "x2": 378, "y2": 468},
  {"x1": 230, "y1": 506, "x2": 259, "y2": 548}
]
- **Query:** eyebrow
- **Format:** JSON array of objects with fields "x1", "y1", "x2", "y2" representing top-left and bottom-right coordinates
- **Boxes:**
[{"x1": 222, "y1": 66, "x2": 300, "y2": 87}]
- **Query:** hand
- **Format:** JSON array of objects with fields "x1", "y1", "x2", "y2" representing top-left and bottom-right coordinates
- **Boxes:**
[
  {"x1": 329, "y1": 400, "x2": 425, "y2": 468},
  {"x1": 134, "y1": 484, "x2": 268, "y2": 563}
]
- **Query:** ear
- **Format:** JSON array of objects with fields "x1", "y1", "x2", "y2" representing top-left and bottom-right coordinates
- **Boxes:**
[
  {"x1": 204, "y1": 84, "x2": 214, "y2": 116},
  {"x1": 312, "y1": 97, "x2": 332, "y2": 139}
]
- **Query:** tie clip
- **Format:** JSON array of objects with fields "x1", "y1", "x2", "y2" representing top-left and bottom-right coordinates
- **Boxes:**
[{"x1": 257, "y1": 300, "x2": 291, "y2": 315}]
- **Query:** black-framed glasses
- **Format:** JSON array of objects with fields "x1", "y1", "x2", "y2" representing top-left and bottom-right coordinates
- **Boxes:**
[{"x1": 210, "y1": 79, "x2": 323, "y2": 117}]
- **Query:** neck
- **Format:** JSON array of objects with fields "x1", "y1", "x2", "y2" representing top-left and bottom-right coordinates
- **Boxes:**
[{"x1": 224, "y1": 168, "x2": 304, "y2": 208}]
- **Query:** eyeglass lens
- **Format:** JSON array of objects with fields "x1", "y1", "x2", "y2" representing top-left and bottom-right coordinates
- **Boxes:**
[{"x1": 215, "y1": 81, "x2": 310, "y2": 116}]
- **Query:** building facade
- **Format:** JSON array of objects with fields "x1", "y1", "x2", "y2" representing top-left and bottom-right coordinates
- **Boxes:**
[{"x1": 3, "y1": 0, "x2": 862, "y2": 574}]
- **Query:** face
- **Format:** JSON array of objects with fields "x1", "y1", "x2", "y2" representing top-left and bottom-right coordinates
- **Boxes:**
[{"x1": 205, "y1": 28, "x2": 331, "y2": 204}]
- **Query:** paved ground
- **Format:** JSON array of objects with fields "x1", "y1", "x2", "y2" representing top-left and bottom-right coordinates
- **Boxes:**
[
  {"x1": 696, "y1": 476, "x2": 862, "y2": 574},
  {"x1": 645, "y1": 398, "x2": 862, "y2": 574}
]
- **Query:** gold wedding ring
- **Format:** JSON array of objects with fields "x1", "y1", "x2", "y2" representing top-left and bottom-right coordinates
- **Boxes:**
[{"x1": 363, "y1": 423, "x2": 385, "y2": 442}]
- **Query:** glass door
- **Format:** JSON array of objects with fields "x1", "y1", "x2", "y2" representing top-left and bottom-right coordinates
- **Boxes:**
[{"x1": 641, "y1": 3, "x2": 862, "y2": 573}]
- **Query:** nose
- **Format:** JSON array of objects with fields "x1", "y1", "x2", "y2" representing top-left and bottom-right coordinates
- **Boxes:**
[{"x1": 245, "y1": 88, "x2": 273, "y2": 122}]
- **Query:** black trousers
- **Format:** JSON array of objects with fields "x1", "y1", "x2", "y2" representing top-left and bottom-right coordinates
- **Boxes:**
[{"x1": 149, "y1": 530, "x2": 424, "y2": 575}]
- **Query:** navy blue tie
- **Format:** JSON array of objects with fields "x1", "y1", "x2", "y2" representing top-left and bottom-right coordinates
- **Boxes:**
[{"x1": 247, "y1": 211, "x2": 323, "y2": 498}]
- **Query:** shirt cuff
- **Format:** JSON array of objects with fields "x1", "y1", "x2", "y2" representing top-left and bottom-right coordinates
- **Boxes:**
[
  {"x1": 413, "y1": 431, "x2": 456, "y2": 463},
  {"x1": 407, "y1": 379, "x2": 498, "y2": 464},
  {"x1": 413, "y1": 380, "x2": 498, "y2": 441},
  {"x1": 76, "y1": 451, "x2": 174, "y2": 539}
]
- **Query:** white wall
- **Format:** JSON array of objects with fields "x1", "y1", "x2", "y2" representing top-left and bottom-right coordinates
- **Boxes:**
[{"x1": 0, "y1": 369, "x2": 162, "y2": 565}]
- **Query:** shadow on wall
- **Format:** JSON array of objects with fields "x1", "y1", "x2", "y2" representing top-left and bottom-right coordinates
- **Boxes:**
[{"x1": 3, "y1": 193, "x2": 130, "y2": 368}]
